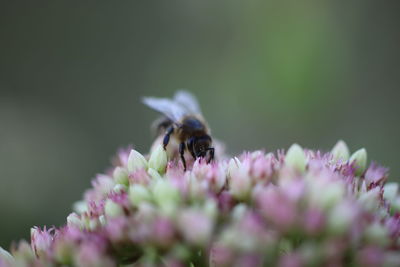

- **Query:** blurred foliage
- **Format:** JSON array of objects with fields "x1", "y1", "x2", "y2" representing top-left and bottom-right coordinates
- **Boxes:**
[{"x1": 0, "y1": 1, "x2": 399, "y2": 248}]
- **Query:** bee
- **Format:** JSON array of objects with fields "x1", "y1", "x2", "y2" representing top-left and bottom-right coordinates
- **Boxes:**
[{"x1": 143, "y1": 90, "x2": 214, "y2": 171}]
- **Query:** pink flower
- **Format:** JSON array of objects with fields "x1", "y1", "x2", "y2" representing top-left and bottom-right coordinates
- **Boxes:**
[
  {"x1": 30, "y1": 227, "x2": 53, "y2": 258},
  {"x1": 255, "y1": 186, "x2": 297, "y2": 231},
  {"x1": 151, "y1": 217, "x2": 176, "y2": 247},
  {"x1": 75, "y1": 241, "x2": 114, "y2": 267},
  {"x1": 364, "y1": 162, "x2": 388, "y2": 189},
  {"x1": 129, "y1": 169, "x2": 151, "y2": 185},
  {"x1": 303, "y1": 208, "x2": 326, "y2": 235},
  {"x1": 84, "y1": 174, "x2": 115, "y2": 202},
  {"x1": 104, "y1": 217, "x2": 128, "y2": 242},
  {"x1": 192, "y1": 159, "x2": 226, "y2": 193},
  {"x1": 178, "y1": 208, "x2": 214, "y2": 246}
]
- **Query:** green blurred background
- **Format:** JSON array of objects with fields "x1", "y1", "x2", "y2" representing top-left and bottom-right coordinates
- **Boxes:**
[{"x1": 1, "y1": 1, "x2": 399, "y2": 248}]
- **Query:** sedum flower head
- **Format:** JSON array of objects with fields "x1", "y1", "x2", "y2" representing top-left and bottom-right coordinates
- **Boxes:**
[{"x1": 2, "y1": 140, "x2": 400, "y2": 267}]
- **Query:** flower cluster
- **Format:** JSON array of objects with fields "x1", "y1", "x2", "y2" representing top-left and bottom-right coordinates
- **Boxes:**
[{"x1": 1, "y1": 140, "x2": 400, "y2": 266}]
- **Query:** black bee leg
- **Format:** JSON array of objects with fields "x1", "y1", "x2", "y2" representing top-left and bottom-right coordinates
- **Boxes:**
[
  {"x1": 163, "y1": 126, "x2": 174, "y2": 150},
  {"x1": 206, "y1": 147, "x2": 215, "y2": 163},
  {"x1": 179, "y1": 142, "x2": 187, "y2": 171},
  {"x1": 187, "y1": 137, "x2": 196, "y2": 160}
]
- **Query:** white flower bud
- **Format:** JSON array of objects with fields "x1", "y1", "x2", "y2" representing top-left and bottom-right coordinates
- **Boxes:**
[
  {"x1": 67, "y1": 213, "x2": 84, "y2": 229},
  {"x1": 112, "y1": 184, "x2": 127, "y2": 194},
  {"x1": 99, "y1": 215, "x2": 106, "y2": 226},
  {"x1": 0, "y1": 246, "x2": 15, "y2": 265},
  {"x1": 153, "y1": 179, "x2": 180, "y2": 215},
  {"x1": 73, "y1": 200, "x2": 88, "y2": 214},
  {"x1": 88, "y1": 218, "x2": 100, "y2": 231},
  {"x1": 328, "y1": 202, "x2": 356, "y2": 235},
  {"x1": 129, "y1": 184, "x2": 152, "y2": 206},
  {"x1": 229, "y1": 166, "x2": 251, "y2": 201},
  {"x1": 203, "y1": 199, "x2": 218, "y2": 220},
  {"x1": 148, "y1": 145, "x2": 168, "y2": 174},
  {"x1": 113, "y1": 167, "x2": 129, "y2": 185},
  {"x1": 227, "y1": 157, "x2": 241, "y2": 177},
  {"x1": 383, "y1": 183, "x2": 399, "y2": 202},
  {"x1": 147, "y1": 168, "x2": 162, "y2": 180},
  {"x1": 331, "y1": 140, "x2": 350, "y2": 162},
  {"x1": 186, "y1": 173, "x2": 207, "y2": 200},
  {"x1": 285, "y1": 143, "x2": 306, "y2": 172},
  {"x1": 231, "y1": 204, "x2": 247, "y2": 221},
  {"x1": 127, "y1": 149, "x2": 148, "y2": 172},
  {"x1": 358, "y1": 187, "x2": 380, "y2": 212},
  {"x1": 349, "y1": 148, "x2": 367, "y2": 176},
  {"x1": 104, "y1": 199, "x2": 124, "y2": 218},
  {"x1": 364, "y1": 222, "x2": 389, "y2": 247},
  {"x1": 309, "y1": 180, "x2": 345, "y2": 210}
]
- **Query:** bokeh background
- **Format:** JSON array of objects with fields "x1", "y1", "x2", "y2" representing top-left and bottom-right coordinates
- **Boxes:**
[{"x1": 1, "y1": 1, "x2": 399, "y2": 248}]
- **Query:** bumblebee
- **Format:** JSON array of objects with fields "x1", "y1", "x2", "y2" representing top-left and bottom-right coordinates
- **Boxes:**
[{"x1": 143, "y1": 90, "x2": 214, "y2": 171}]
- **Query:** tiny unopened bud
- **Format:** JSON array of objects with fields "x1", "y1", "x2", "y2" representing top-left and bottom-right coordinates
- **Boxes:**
[
  {"x1": 67, "y1": 213, "x2": 84, "y2": 229},
  {"x1": 349, "y1": 148, "x2": 367, "y2": 176},
  {"x1": 127, "y1": 149, "x2": 148, "y2": 172},
  {"x1": 148, "y1": 145, "x2": 168, "y2": 174},
  {"x1": 285, "y1": 144, "x2": 306, "y2": 172},
  {"x1": 113, "y1": 167, "x2": 129, "y2": 185},
  {"x1": 73, "y1": 201, "x2": 88, "y2": 214},
  {"x1": 227, "y1": 157, "x2": 241, "y2": 177},
  {"x1": 104, "y1": 199, "x2": 124, "y2": 218},
  {"x1": 331, "y1": 140, "x2": 350, "y2": 162},
  {"x1": 229, "y1": 168, "x2": 251, "y2": 201},
  {"x1": 129, "y1": 184, "x2": 152, "y2": 206},
  {"x1": 383, "y1": 183, "x2": 398, "y2": 202}
]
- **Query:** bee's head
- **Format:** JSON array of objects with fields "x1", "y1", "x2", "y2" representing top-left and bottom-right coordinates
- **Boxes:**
[{"x1": 194, "y1": 135, "x2": 212, "y2": 158}]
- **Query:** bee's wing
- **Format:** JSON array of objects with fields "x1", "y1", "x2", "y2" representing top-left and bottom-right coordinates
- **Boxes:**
[
  {"x1": 142, "y1": 96, "x2": 187, "y2": 122},
  {"x1": 173, "y1": 90, "x2": 202, "y2": 115}
]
